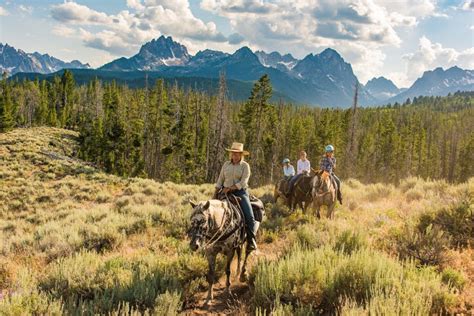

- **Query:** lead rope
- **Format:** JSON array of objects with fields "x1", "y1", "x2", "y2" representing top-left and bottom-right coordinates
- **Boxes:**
[
  {"x1": 202, "y1": 194, "x2": 239, "y2": 250},
  {"x1": 202, "y1": 202, "x2": 228, "y2": 250}
]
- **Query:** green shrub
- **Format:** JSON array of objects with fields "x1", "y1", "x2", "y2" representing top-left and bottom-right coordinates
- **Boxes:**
[
  {"x1": 419, "y1": 198, "x2": 473, "y2": 249},
  {"x1": 441, "y1": 267, "x2": 467, "y2": 291},
  {"x1": 40, "y1": 252, "x2": 183, "y2": 313},
  {"x1": 394, "y1": 224, "x2": 449, "y2": 266},
  {"x1": 79, "y1": 227, "x2": 123, "y2": 252},
  {"x1": 252, "y1": 246, "x2": 455, "y2": 314},
  {"x1": 154, "y1": 291, "x2": 181, "y2": 316},
  {"x1": 334, "y1": 230, "x2": 367, "y2": 255}
]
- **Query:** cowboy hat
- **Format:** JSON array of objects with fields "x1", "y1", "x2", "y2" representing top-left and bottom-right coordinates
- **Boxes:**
[{"x1": 225, "y1": 142, "x2": 250, "y2": 155}]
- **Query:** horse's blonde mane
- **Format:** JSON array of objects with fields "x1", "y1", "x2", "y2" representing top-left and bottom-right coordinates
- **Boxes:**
[{"x1": 321, "y1": 171, "x2": 330, "y2": 181}]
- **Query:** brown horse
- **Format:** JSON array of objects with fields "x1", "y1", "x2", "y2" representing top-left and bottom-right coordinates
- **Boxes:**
[
  {"x1": 188, "y1": 198, "x2": 254, "y2": 305},
  {"x1": 289, "y1": 173, "x2": 314, "y2": 212},
  {"x1": 311, "y1": 171, "x2": 337, "y2": 219},
  {"x1": 273, "y1": 178, "x2": 289, "y2": 204}
]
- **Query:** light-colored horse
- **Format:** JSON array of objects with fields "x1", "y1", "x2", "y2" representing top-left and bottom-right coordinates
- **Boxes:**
[
  {"x1": 311, "y1": 171, "x2": 337, "y2": 219},
  {"x1": 188, "y1": 199, "x2": 253, "y2": 305}
]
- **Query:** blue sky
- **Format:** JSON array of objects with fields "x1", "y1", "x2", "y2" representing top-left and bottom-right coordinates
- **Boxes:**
[{"x1": 0, "y1": 0, "x2": 473, "y2": 87}]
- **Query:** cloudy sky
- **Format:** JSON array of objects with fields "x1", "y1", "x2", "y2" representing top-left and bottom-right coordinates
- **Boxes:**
[{"x1": 0, "y1": 0, "x2": 473, "y2": 87}]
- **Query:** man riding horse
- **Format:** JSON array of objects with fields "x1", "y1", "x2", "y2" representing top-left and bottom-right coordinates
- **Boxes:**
[{"x1": 319, "y1": 144, "x2": 343, "y2": 204}]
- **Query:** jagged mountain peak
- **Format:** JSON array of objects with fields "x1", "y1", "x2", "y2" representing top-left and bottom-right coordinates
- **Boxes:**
[
  {"x1": 255, "y1": 50, "x2": 297, "y2": 71},
  {"x1": 0, "y1": 43, "x2": 89, "y2": 75},
  {"x1": 365, "y1": 76, "x2": 400, "y2": 102},
  {"x1": 388, "y1": 65, "x2": 474, "y2": 104},
  {"x1": 319, "y1": 48, "x2": 342, "y2": 60}
]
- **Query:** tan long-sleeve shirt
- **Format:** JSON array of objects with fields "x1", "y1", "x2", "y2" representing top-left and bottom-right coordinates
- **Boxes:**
[{"x1": 215, "y1": 160, "x2": 251, "y2": 190}]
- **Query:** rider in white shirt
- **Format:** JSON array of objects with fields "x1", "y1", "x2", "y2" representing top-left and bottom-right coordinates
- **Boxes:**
[
  {"x1": 286, "y1": 151, "x2": 310, "y2": 195},
  {"x1": 282, "y1": 158, "x2": 295, "y2": 180}
]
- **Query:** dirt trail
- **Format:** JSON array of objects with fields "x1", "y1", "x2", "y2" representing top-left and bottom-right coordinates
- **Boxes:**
[{"x1": 182, "y1": 240, "x2": 285, "y2": 315}]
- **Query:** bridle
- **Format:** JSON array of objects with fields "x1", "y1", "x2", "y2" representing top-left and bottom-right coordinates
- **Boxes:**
[
  {"x1": 314, "y1": 173, "x2": 331, "y2": 197},
  {"x1": 188, "y1": 194, "x2": 244, "y2": 250}
]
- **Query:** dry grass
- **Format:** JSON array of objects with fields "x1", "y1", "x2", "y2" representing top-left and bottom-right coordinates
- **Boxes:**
[{"x1": 0, "y1": 128, "x2": 472, "y2": 314}]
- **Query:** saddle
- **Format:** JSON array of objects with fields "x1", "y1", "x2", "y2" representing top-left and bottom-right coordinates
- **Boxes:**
[{"x1": 215, "y1": 192, "x2": 265, "y2": 223}]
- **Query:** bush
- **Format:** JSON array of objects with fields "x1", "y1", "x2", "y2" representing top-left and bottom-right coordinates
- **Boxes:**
[
  {"x1": 252, "y1": 246, "x2": 455, "y2": 314},
  {"x1": 394, "y1": 224, "x2": 449, "y2": 266},
  {"x1": 405, "y1": 187, "x2": 424, "y2": 202},
  {"x1": 419, "y1": 198, "x2": 473, "y2": 249},
  {"x1": 40, "y1": 252, "x2": 184, "y2": 313},
  {"x1": 154, "y1": 291, "x2": 181, "y2": 316},
  {"x1": 79, "y1": 227, "x2": 123, "y2": 252},
  {"x1": 441, "y1": 268, "x2": 467, "y2": 291},
  {"x1": 334, "y1": 230, "x2": 367, "y2": 255}
]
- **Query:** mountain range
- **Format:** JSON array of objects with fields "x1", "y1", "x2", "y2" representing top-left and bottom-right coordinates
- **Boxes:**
[
  {"x1": 3, "y1": 37, "x2": 473, "y2": 107},
  {"x1": 0, "y1": 43, "x2": 89, "y2": 75}
]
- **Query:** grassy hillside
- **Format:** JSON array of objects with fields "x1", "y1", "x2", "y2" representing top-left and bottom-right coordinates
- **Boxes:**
[{"x1": 0, "y1": 128, "x2": 472, "y2": 314}]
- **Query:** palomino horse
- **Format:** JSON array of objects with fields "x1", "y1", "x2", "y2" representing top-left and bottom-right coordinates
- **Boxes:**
[
  {"x1": 311, "y1": 171, "x2": 337, "y2": 219},
  {"x1": 188, "y1": 197, "x2": 255, "y2": 305}
]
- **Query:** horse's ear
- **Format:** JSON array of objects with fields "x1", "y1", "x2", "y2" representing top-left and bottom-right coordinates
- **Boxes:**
[
  {"x1": 189, "y1": 200, "x2": 197, "y2": 209},
  {"x1": 203, "y1": 201, "x2": 210, "y2": 210}
]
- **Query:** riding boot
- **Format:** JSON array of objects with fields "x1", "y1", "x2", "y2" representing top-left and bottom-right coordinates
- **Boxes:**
[
  {"x1": 246, "y1": 221, "x2": 259, "y2": 251},
  {"x1": 337, "y1": 189, "x2": 343, "y2": 205}
]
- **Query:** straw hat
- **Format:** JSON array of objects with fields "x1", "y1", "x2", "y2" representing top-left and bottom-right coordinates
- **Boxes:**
[{"x1": 225, "y1": 142, "x2": 250, "y2": 155}]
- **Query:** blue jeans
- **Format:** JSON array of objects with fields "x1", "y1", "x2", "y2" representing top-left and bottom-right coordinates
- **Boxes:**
[
  {"x1": 287, "y1": 173, "x2": 303, "y2": 193},
  {"x1": 232, "y1": 189, "x2": 256, "y2": 237}
]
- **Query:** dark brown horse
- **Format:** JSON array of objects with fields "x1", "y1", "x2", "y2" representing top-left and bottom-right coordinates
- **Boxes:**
[{"x1": 288, "y1": 173, "x2": 314, "y2": 212}]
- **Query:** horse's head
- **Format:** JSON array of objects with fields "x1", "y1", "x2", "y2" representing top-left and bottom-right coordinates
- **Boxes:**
[
  {"x1": 188, "y1": 200, "x2": 211, "y2": 251},
  {"x1": 313, "y1": 171, "x2": 331, "y2": 195}
]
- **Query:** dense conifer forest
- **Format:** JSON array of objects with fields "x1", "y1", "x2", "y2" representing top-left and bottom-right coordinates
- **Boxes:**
[{"x1": 1, "y1": 71, "x2": 473, "y2": 185}]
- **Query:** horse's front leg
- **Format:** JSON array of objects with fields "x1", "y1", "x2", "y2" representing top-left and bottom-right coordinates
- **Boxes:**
[
  {"x1": 225, "y1": 248, "x2": 235, "y2": 295},
  {"x1": 205, "y1": 251, "x2": 217, "y2": 305},
  {"x1": 235, "y1": 246, "x2": 242, "y2": 281},
  {"x1": 240, "y1": 246, "x2": 253, "y2": 283},
  {"x1": 328, "y1": 202, "x2": 335, "y2": 219},
  {"x1": 316, "y1": 204, "x2": 321, "y2": 219}
]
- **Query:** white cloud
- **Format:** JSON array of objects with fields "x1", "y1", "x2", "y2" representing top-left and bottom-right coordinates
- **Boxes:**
[
  {"x1": 18, "y1": 5, "x2": 33, "y2": 15},
  {"x1": 201, "y1": 0, "x2": 412, "y2": 84},
  {"x1": 461, "y1": 0, "x2": 474, "y2": 10},
  {"x1": 51, "y1": 2, "x2": 111, "y2": 24},
  {"x1": 50, "y1": 0, "x2": 237, "y2": 56},
  {"x1": 0, "y1": 6, "x2": 9, "y2": 16},
  {"x1": 395, "y1": 36, "x2": 474, "y2": 86},
  {"x1": 52, "y1": 25, "x2": 76, "y2": 38}
]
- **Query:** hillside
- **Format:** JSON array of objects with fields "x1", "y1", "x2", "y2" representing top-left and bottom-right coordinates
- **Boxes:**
[{"x1": 0, "y1": 128, "x2": 473, "y2": 314}]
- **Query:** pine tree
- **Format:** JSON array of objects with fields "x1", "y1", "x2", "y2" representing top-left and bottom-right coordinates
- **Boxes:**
[{"x1": 0, "y1": 72, "x2": 15, "y2": 132}]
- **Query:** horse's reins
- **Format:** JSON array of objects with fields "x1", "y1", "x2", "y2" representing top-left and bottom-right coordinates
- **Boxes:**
[
  {"x1": 200, "y1": 193, "x2": 244, "y2": 250},
  {"x1": 315, "y1": 175, "x2": 333, "y2": 197},
  {"x1": 295, "y1": 176, "x2": 313, "y2": 197}
]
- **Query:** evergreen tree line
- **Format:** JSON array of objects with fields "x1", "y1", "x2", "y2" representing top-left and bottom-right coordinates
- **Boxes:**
[{"x1": 1, "y1": 70, "x2": 473, "y2": 185}]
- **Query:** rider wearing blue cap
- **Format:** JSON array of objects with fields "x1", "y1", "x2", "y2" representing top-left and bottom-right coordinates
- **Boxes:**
[
  {"x1": 282, "y1": 158, "x2": 295, "y2": 180},
  {"x1": 319, "y1": 145, "x2": 343, "y2": 204}
]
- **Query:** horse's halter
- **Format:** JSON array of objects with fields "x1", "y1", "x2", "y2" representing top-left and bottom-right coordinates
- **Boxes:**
[
  {"x1": 188, "y1": 205, "x2": 210, "y2": 245},
  {"x1": 315, "y1": 172, "x2": 330, "y2": 194}
]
